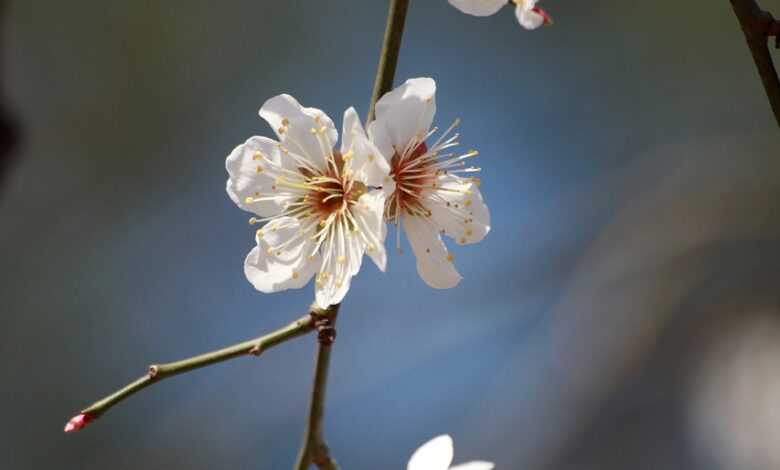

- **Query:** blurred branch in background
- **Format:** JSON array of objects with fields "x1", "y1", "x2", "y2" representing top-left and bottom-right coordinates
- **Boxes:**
[
  {"x1": 0, "y1": 0, "x2": 20, "y2": 192},
  {"x1": 730, "y1": 0, "x2": 780, "y2": 127}
]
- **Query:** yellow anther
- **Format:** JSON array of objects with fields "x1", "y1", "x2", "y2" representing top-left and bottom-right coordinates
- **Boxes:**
[
  {"x1": 465, "y1": 229, "x2": 473, "y2": 236},
  {"x1": 244, "y1": 196, "x2": 254, "y2": 204},
  {"x1": 447, "y1": 253, "x2": 455, "y2": 262},
  {"x1": 342, "y1": 150, "x2": 354, "y2": 160},
  {"x1": 464, "y1": 199, "x2": 472, "y2": 207},
  {"x1": 318, "y1": 126, "x2": 327, "y2": 134},
  {"x1": 335, "y1": 280, "x2": 343, "y2": 288},
  {"x1": 310, "y1": 128, "x2": 318, "y2": 134},
  {"x1": 256, "y1": 165, "x2": 264, "y2": 173},
  {"x1": 256, "y1": 229, "x2": 264, "y2": 238},
  {"x1": 278, "y1": 127, "x2": 286, "y2": 134},
  {"x1": 249, "y1": 217, "x2": 258, "y2": 225},
  {"x1": 281, "y1": 118, "x2": 289, "y2": 126},
  {"x1": 367, "y1": 243, "x2": 375, "y2": 252},
  {"x1": 292, "y1": 271, "x2": 299, "y2": 280},
  {"x1": 459, "y1": 237, "x2": 466, "y2": 245},
  {"x1": 252, "y1": 151, "x2": 263, "y2": 160},
  {"x1": 337, "y1": 255, "x2": 346, "y2": 264},
  {"x1": 367, "y1": 154, "x2": 375, "y2": 162}
]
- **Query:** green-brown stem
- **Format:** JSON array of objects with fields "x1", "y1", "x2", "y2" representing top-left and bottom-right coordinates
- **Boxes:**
[
  {"x1": 294, "y1": 305, "x2": 340, "y2": 470},
  {"x1": 367, "y1": 0, "x2": 411, "y2": 124},
  {"x1": 77, "y1": 313, "x2": 315, "y2": 421}
]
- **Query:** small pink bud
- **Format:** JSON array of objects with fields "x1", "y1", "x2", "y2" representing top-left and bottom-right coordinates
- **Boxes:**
[{"x1": 64, "y1": 413, "x2": 94, "y2": 433}]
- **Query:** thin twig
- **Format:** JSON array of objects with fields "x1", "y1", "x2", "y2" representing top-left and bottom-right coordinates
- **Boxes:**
[
  {"x1": 730, "y1": 0, "x2": 780, "y2": 127},
  {"x1": 293, "y1": 305, "x2": 340, "y2": 470},
  {"x1": 366, "y1": 0, "x2": 411, "y2": 124},
  {"x1": 68, "y1": 313, "x2": 316, "y2": 428}
]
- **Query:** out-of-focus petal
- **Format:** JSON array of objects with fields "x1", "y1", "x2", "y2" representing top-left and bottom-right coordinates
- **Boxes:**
[
  {"x1": 407, "y1": 435, "x2": 454, "y2": 470},
  {"x1": 448, "y1": 0, "x2": 507, "y2": 16}
]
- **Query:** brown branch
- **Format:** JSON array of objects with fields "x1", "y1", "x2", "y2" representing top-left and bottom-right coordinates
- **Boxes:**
[
  {"x1": 293, "y1": 304, "x2": 341, "y2": 470},
  {"x1": 65, "y1": 312, "x2": 316, "y2": 431},
  {"x1": 366, "y1": 0, "x2": 411, "y2": 124},
  {"x1": 730, "y1": 0, "x2": 780, "y2": 127}
]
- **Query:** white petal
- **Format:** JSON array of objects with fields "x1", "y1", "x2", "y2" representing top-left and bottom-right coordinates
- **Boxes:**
[
  {"x1": 314, "y1": 218, "x2": 366, "y2": 308},
  {"x1": 428, "y1": 175, "x2": 490, "y2": 245},
  {"x1": 448, "y1": 0, "x2": 506, "y2": 16},
  {"x1": 342, "y1": 108, "x2": 391, "y2": 188},
  {"x1": 226, "y1": 136, "x2": 288, "y2": 217},
  {"x1": 450, "y1": 462, "x2": 495, "y2": 470},
  {"x1": 352, "y1": 191, "x2": 388, "y2": 272},
  {"x1": 259, "y1": 94, "x2": 337, "y2": 172},
  {"x1": 408, "y1": 435, "x2": 454, "y2": 470},
  {"x1": 404, "y1": 215, "x2": 462, "y2": 289},
  {"x1": 244, "y1": 217, "x2": 320, "y2": 293},
  {"x1": 341, "y1": 106, "x2": 362, "y2": 157},
  {"x1": 368, "y1": 77, "x2": 436, "y2": 160},
  {"x1": 515, "y1": 3, "x2": 545, "y2": 30}
]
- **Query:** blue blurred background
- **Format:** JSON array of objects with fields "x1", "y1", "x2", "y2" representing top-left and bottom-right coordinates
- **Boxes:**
[{"x1": 2, "y1": 1, "x2": 780, "y2": 469}]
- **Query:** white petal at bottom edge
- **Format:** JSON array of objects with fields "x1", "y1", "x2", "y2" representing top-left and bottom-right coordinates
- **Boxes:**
[
  {"x1": 448, "y1": 0, "x2": 506, "y2": 16},
  {"x1": 450, "y1": 462, "x2": 495, "y2": 470},
  {"x1": 404, "y1": 215, "x2": 462, "y2": 289},
  {"x1": 407, "y1": 435, "x2": 454, "y2": 470},
  {"x1": 244, "y1": 218, "x2": 320, "y2": 293}
]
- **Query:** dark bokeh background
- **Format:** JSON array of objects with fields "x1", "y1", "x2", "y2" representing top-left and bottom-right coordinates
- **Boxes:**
[{"x1": 2, "y1": 1, "x2": 780, "y2": 469}]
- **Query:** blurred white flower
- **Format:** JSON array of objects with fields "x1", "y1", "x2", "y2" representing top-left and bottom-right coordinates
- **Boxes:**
[
  {"x1": 408, "y1": 435, "x2": 494, "y2": 470},
  {"x1": 226, "y1": 95, "x2": 389, "y2": 308},
  {"x1": 448, "y1": 0, "x2": 553, "y2": 30},
  {"x1": 368, "y1": 78, "x2": 490, "y2": 289}
]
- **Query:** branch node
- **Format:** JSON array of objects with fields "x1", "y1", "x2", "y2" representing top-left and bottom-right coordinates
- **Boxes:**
[
  {"x1": 313, "y1": 315, "x2": 337, "y2": 346},
  {"x1": 148, "y1": 365, "x2": 160, "y2": 379},
  {"x1": 248, "y1": 343, "x2": 264, "y2": 356}
]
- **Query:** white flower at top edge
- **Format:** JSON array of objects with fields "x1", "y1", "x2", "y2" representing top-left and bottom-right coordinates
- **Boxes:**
[
  {"x1": 448, "y1": 0, "x2": 553, "y2": 30},
  {"x1": 408, "y1": 435, "x2": 495, "y2": 470},
  {"x1": 367, "y1": 77, "x2": 491, "y2": 290},
  {"x1": 226, "y1": 95, "x2": 390, "y2": 309}
]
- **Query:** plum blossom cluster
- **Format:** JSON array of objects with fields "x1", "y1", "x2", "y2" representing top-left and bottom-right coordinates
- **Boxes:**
[
  {"x1": 226, "y1": 78, "x2": 491, "y2": 308},
  {"x1": 448, "y1": 0, "x2": 553, "y2": 30}
]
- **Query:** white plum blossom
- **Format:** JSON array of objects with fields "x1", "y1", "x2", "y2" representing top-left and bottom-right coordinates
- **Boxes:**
[
  {"x1": 408, "y1": 435, "x2": 494, "y2": 470},
  {"x1": 448, "y1": 0, "x2": 553, "y2": 30},
  {"x1": 368, "y1": 78, "x2": 490, "y2": 289},
  {"x1": 226, "y1": 95, "x2": 390, "y2": 308}
]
